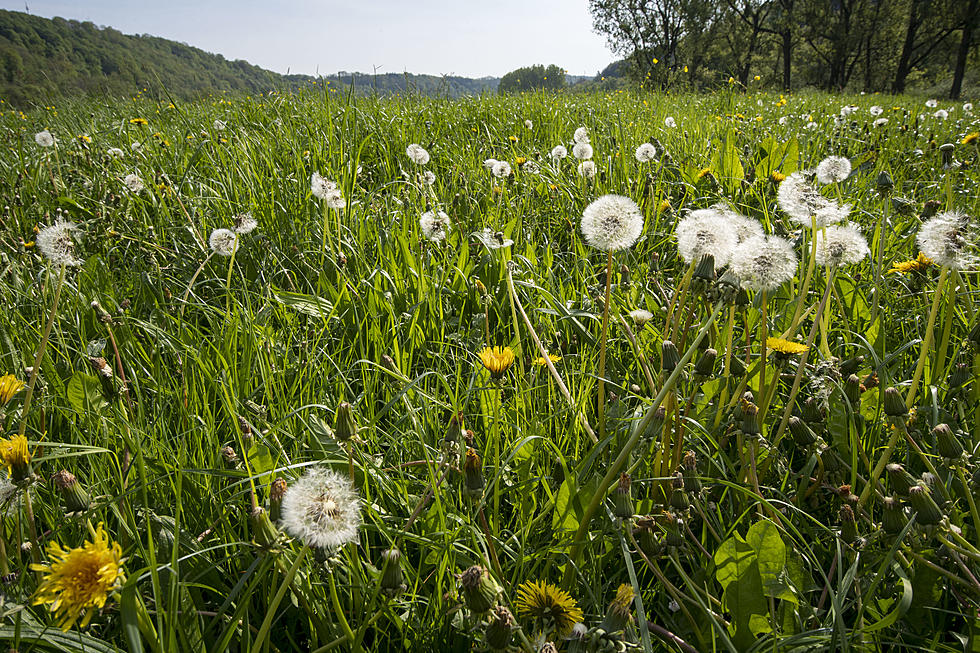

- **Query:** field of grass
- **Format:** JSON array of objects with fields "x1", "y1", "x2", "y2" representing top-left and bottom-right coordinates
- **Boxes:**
[{"x1": 1, "y1": 86, "x2": 980, "y2": 652}]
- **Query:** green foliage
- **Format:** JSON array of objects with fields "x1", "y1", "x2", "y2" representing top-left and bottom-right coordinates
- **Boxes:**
[{"x1": 498, "y1": 64, "x2": 566, "y2": 93}]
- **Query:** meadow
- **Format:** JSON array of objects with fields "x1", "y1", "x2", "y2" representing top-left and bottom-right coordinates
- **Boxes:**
[{"x1": 1, "y1": 85, "x2": 979, "y2": 652}]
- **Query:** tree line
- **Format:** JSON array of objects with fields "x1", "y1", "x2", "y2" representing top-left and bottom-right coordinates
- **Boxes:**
[{"x1": 589, "y1": 0, "x2": 979, "y2": 97}]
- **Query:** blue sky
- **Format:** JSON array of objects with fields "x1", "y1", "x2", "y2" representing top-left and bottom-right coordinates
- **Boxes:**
[{"x1": 2, "y1": 0, "x2": 614, "y2": 78}]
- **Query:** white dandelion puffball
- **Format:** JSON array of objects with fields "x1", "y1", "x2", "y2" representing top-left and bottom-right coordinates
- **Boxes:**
[
  {"x1": 664, "y1": 116, "x2": 677, "y2": 128},
  {"x1": 233, "y1": 212, "x2": 258, "y2": 234},
  {"x1": 634, "y1": 143, "x2": 657, "y2": 163},
  {"x1": 675, "y1": 208, "x2": 739, "y2": 267},
  {"x1": 550, "y1": 145, "x2": 568, "y2": 160},
  {"x1": 483, "y1": 158, "x2": 499, "y2": 170},
  {"x1": 419, "y1": 210, "x2": 451, "y2": 242},
  {"x1": 406, "y1": 143, "x2": 430, "y2": 165},
  {"x1": 815, "y1": 224, "x2": 869, "y2": 267},
  {"x1": 964, "y1": 103, "x2": 973, "y2": 113},
  {"x1": 573, "y1": 126, "x2": 590, "y2": 144},
  {"x1": 107, "y1": 147, "x2": 124, "y2": 159},
  {"x1": 280, "y1": 466, "x2": 361, "y2": 549},
  {"x1": 572, "y1": 142, "x2": 593, "y2": 160},
  {"x1": 925, "y1": 99, "x2": 938, "y2": 108},
  {"x1": 311, "y1": 172, "x2": 345, "y2": 209},
  {"x1": 209, "y1": 228, "x2": 239, "y2": 257},
  {"x1": 34, "y1": 130, "x2": 56, "y2": 147},
  {"x1": 815, "y1": 156, "x2": 851, "y2": 184},
  {"x1": 730, "y1": 235, "x2": 798, "y2": 292},
  {"x1": 123, "y1": 173, "x2": 144, "y2": 193},
  {"x1": 873, "y1": 118, "x2": 889, "y2": 127},
  {"x1": 840, "y1": 105, "x2": 859, "y2": 117},
  {"x1": 524, "y1": 119, "x2": 533, "y2": 129},
  {"x1": 213, "y1": 119, "x2": 227, "y2": 131},
  {"x1": 777, "y1": 172, "x2": 847, "y2": 228},
  {"x1": 917, "y1": 210, "x2": 978, "y2": 270},
  {"x1": 805, "y1": 121, "x2": 818, "y2": 130},
  {"x1": 870, "y1": 105, "x2": 883, "y2": 116},
  {"x1": 473, "y1": 228, "x2": 514, "y2": 249},
  {"x1": 580, "y1": 194, "x2": 644, "y2": 252},
  {"x1": 522, "y1": 161, "x2": 540, "y2": 175},
  {"x1": 714, "y1": 205, "x2": 764, "y2": 243},
  {"x1": 423, "y1": 170, "x2": 436, "y2": 185},
  {"x1": 577, "y1": 160, "x2": 597, "y2": 179},
  {"x1": 778, "y1": 116, "x2": 788, "y2": 126},
  {"x1": 36, "y1": 219, "x2": 83, "y2": 267},
  {"x1": 492, "y1": 160, "x2": 512, "y2": 178},
  {"x1": 130, "y1": 141, "x2": 142, "y2": 152},
  {"x1": 933, "y1": 109, "x2": 948, "y2": 120},
  {"x1": 629, "y1": 309, "x2": 654, "y2": 326}
]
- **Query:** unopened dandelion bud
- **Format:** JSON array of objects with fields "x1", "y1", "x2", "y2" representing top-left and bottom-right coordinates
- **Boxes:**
[
  {"x1": 381, "y1": 354, "x2": 398, "y2": 374},
  {"x1": 882, "y1": 496, "x2": 908, "y2": 534},
  {"x1": 90, "y1": 299, "x2": 112, "y2": 324},
  {"x1": 844, "y1": 374, "x2": 862, "y2": 405},
  {"x1": 665, "y1": 515, "x2": 686, "y2": 548},
  {"x1": 669, "y1": 472, "x2": 690, "y2": 512},
  {"x1": 620, "y1": 264, "x2": 631, "y2": 287},
  {"x1": 883, "y1": 387, "x2": 907, "y2": 417},
  {"x1": 949, "y1": 363, "x2": 970, "y2": 389},
  {"x1": 249, "y1": 506, "x2": 282, "y2": 550},
  {"x1": 820, "y1": 447, "x2": 841, "y2": 473},
  {"x1": 886, "y1": 463, "x2": 917, "y2": 497},
  {"x1": 692, "y1": 254, "x2": 716, "y2": 293},
  {"x1": 444, "y1": 412, "x2": 464, "y2": 448},
  {"x1": 600, "y1": 584, "x2": 634, "y2": 634},
  {"x1": 788, "y1": 416, "x2": 817, "y2": 447},
  {"x1": 839, "y1": 355, "x2": 865, "y2": 377},
  {"x1": 741, "y1": 401, "x2": 760, "y2": 436},
  {"x1": 613, "y1": 473, "x2": 633, "y2": 519},
  {"x1": 891, "y1": 197, "x2": 916, "y2": 215},
  {"x1": 694, "y1": 348, "x2": 717, "y2": 378},
  {"x1": 933, "y1": 423, "x2": 963, "y2": 460},
  {"x1": 637, "y1": 406, "x2": 666, "y2": 441},
  {"x1": 908, "y1": 484, "x2": 943, "y2": 525},
  {"x1": 52, "y1": 470, "x2": 90, "y2": 515},
  {"x1": 485, "y1": 605, "x2": 516, "y2": 650},
  {"x1": 459, "y1": 565, "x2": 498, "y2": 614},
  {"x1": 463, "y1": 448, "x2": 485, "y2": 499},
  {"x1": 269, "y1": 477, "x2": 287, "y2": 521},
  {"x1": 333, "y1": 401, "x2": 357, "y2": 442},
  {"x1": 380, "y1": 547, "x2": 407, "y2": 597},
  {"x1": 729, "y1": 354, "x2": 746, "y2": 378},
  {"x1": 801, "y1": 397, "x2": 825, "y2": 424},
  {"x1": 682, "y1": 450, "x2": 701, "y2": 494},
  {"x1": 220, "y1": 446, "x2": 239, "y2": 470},
  {"x1": 839, "y1": 505, "x2": 857, "y2": 544},
  {"x1": 876, "y1": 170, "x2": 894, "y2": 194},
  {"x1": 940, "y1": 143, "x2": 955, "y2": 168},
  {"x1": 661, "y1": 340, "x2": 680, "y2": 374},
  {"x1": 633, "y1": 517, "x2": 663, "y2": 558},
  {"x1": 712, "y1": 268, "x2": 741, "y2": 303}
]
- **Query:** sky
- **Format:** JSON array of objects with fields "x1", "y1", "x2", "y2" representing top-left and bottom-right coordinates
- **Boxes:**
[{"x1": 1, "y1": 0, "x2": 615, "y2": 78}]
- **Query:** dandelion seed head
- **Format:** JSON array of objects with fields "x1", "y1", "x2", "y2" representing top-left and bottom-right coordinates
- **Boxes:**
[
  {"x1": 870, "y1": 105, "x2": 883, "y2": 116},
  {"x1": 213, "y1": 119, "x2": 226, "y2": 131},
  {"x1": 730, "y1": 235, "x2": 798, "y2": 291},
  {"x1": 581, "y1": 194, "x2": 643, "y2": 252},
  {"x1": 664, "y1": 116, "x2": 677, "y2": 128},
  {"x1": 714, "y1": 204, "x2": 764, "y2": 243},
  {"x1": 634, "y1": 142, "x2": 657, "y2": 163},
  {"x1": 130, "y1": 141, "x2": 142, "y2": 152},
  {"x1": 107, "y1": 147, "x2": 124, "y2": 158},
  {"x1": 233, "y1": 212, "x2": 258, "y2": 234},
  {"x1": 873, "y1": 118, "x2": 889, "y2": 127},
  {"x1": 280, "y1": 466, "x2": 361, "y2": 549},
  {"x1": 492, "y1": 161, "x2": 512, "y2": 178},
  {"x1": 522, "y1": 161, "x2": 540, "y2": 175},
  {"x1": 524, "y1": 119, "x2": 533, "y2": 129},
  {"x1": 675, "y1": 208, "x2": 739, "y2": 266},
  {"x1": 419, "y1": 210, "x2": 451, "y2": 242},
  {"x1": 815, "y1": 223, "x2": 869, "y2": 267},
  {"x1": 123, "y1": 173, "x2": 144, "y2": 193},
  {"x1": 925, "y1": 99, "x2": 938, "y2": 108},
  {"x1": 550, "y1": 145, "x2": 568, "y2": 160},
  {"x1": 406, "y1": 143, "x2": 430, "y2": 165},
  {"x1": 573, "y1": 127, "x2": 589, "y2": 144},
  {"x1": 311, "y1": 172, "x2": 344, "y2": 209},
  {"x1": 423, "y1": 170, "x2": 436, "y2": 185},
  {"x1": 629, "y1": 309, "x2": 653, "y2": 326},
  {"x1": 933, "y1": 109, "x2": 949, "y2": 120},
  {"x1": 917, "y1": 210, "x2": 979, "y2": 270},
  {"x1": 815, "y1": 156, "x2": 851, "y2": 184},
  {"x1": 34, "y1": 130, "x2": 55, "y2": 147},
  {"x1": 577, "y1": 160, "x2": 597, "y2": 179},
  {"x1": 36, "y1": 219, "x2": 83, "y2": 267},
  {"x1": 572, "y1": 142, "x2": 593, "y2": 160},
  {"x1": 208, "y1": 228, "x2": 238, "y2": 257},
  {"x1": 473, "y1": 228, "x2": 513, "y2": 249},
  {"x1": 483, "y1": 158, "x2": 499, "y2": 169},
  {"x1": 777, "y1": 173, "x2": 846, "y2": 227}
]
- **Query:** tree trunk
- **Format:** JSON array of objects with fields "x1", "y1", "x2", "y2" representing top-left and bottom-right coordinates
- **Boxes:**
[
  {"x1": 782, "y1": 30, "x2": 792, "y2": 90},
  {"x1": 893, "y1": 0, "x2": 921, "y2": 94},
  {"x1": 950, "y1": 0, "x2": 979, "y2": 98}
]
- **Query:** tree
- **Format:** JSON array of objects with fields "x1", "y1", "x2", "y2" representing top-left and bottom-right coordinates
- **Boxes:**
[
  {"x1": 498, "y1": 64, "x2": 565, "y2": 93},
  {"x1": 950, "y1": 0, "x2": 979, "y2": 98}
]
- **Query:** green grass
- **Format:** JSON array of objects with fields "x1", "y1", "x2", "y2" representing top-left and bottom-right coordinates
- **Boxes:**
[{"x1": 1, "y1": 86, "x2": 979, "y2": 652}]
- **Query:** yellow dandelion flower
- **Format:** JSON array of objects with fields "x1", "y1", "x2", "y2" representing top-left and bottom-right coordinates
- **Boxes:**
[
  {"x1": 515, "y1": 156, "x2": 527, "y2": 166},
  {"x1": 697, "y1": 168, "x2": 712, "y2": 179},
  {"x1": 0, "y1": 434, "x2": 31, "y2": 480},
  {"x1": 77, "y1": 134, "x2": 91, "y2": 143},
  {"x1": 515, "y1": 580, "x2": 584, "y2": 639},
  {"x1": 889, "y1": 252, "x2": 934, "y2": 274},
  {"x1": 31, "y1": 523, "x2": 126, "y2": 631},
  {"x1": 767, "y1": 337, "x2": 808, "y2": 355},
  {"x1": 532, "y1": 354, "x2": 561, "y2": 366},
  {"x1": 509, "y1": 135, "x2": 519, "y2": 143},
  {"x1": 683, "y1": 65, "x2": 688, "y2": 73},
  {"x1": 652, "y1": 58, "x2": 659, "y2": 64},
  {"x1": 658, "y1": 199, "x2": 672, "y2": 213},
  {"x1": 0, "y1": 374, "x2": 25, "y2": 406},
  {"x1": 128, "y1": 118, "x2": 148, "y2": 126},
  {"x1": 962, "y1": 132, "x2": 979, "y2": 145},
  {"x1": 771, "y1": 171, "x2": 787, "y2": 182},
  {"x1": 479, "y1": 347, "x2": 515, "y2": 379},
  {"x1": 754, "y1": 75, "x2": 761, "y2": 81}
]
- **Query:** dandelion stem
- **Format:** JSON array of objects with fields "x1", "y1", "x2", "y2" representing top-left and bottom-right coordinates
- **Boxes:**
[
  {"x1": 906, "y1": 266, "x2": 949, "y2": 410},
  {"x1": 598, "y1": 251, "x2": 613, "y2": 441},
  {"x1": 787, "y1": 218, "x2": 818, "y2": 337},
  {"x1": 251, "y1": 546, "x2": 310, "y2": 653}
]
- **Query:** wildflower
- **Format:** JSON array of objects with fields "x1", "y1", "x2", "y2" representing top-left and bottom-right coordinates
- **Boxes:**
[
  {"x1": 815, "y1": 156, "x2": 851, "y2": 184},
  {"x1": 889, "y1": 252, "x2": 933, "y2": 274},
  {"x1": 767, "y1": 337, "x2": 808, "y2": 355},
  {"x1": 664, "y1": 116, "x2": 677, "y2": 128},
  {"x1": 280, "y1": 466, "x2": 361, "y2": 549},
  {"x1": 508, "y1": 135, "x2": 519, "y2": 143},
  {"x1": 634, "y1": 142, "x2": 657, "y2": 163},
  {"x1": 870, "y1": 105, "x2": 883, "y2": 116},
  {"x1": 873, "y1": 117, "x2": 889, "y2": 127},
  {"x1": 716, "y1": 205, "x2": 764, "y2": 242},
  {"x1": 492, "y1": 161, "x2": 512, "y2": 178},
  {"x1": 459, "y1": 565, "x2": 499, "y2": 613},
  {"x1": 675, "y1": 208, "x2": 739, "y2": 266},
  {"x1": 730, "y1": 235, "x2": 798, "y2": 291},
  {"x1": 524, "y1": 119, "x2": 533, "y2": 129},
  {"x1": 78, "y1": 134, "x2": 91, "y2": 143},
  {"x1": 771, "y1": 170, "x2": 787, "y2": 182},
  {"x1": 532, "y1": 354, "x2": 561, "y2": 366},
  {"x1": 36, "y1": 219, "x2": 83, "y2": 267},
  {"x1": 130, "y1": 141, "x2": 142, "y2": 151},
  {"x1": 31, "y1": 523, "x2": 125, "y2": 630},
  {"x1": 934, "y1": 109, "x2": 949, "y2": 120},
  {"x1": 123, "y1": 173, "x2": 144, "y2": 193},
  {"x1": 107, "y1": 147, "x2": 124, "y2": 158},
  {"x1": 815, "y1": 223, "x2": 869, "y2": 267},
  {"x1": 0, "y1": 374, "x2": 25, "y2": 407},
  {"x1": 0, "y1": 434, "x2": 31, "y2": 480},
  {"x1": 573, "y1": 126, "x2": 589, "y2": 143},
  {"x1": 964, "y1": 103, "x2": 974, "y2": 113},
  {"x1": 572, "y1": 142, "x2": 593, "y2": 160},
  {"x1": 419, "y1": 210, "x2": 451, "y2": 242},
  {"x1": 777, "y1": 172, "x2": 850, "y2": 227},
  {"x1": 483, "y1": 158, "x2": 499, "y2": 169},
  {"x1": 580, "y1": 194, "x2": 643, "y2": 252},
  {"x1": 479, "y1": 347, "x2": 515, "y2": 379},
  {"x1": 422, "y1": 170, "x2": 436, "y2": 185},
  {"x1": 233, "y1": 213, "x2": 258, "y2": 234},
  {"x1": 213, "y1": 119, "x2": 226, "y2": 131},
  {"x1": 600, "y1": 584, "x2": 635, "y2": 633},
  {"x1": 963, "y1": 133, "x2": 979, "y2": 145},
  {"x1": 208, "y1": 228, "x2": 239, "y2": 257},
  {"x1": 549, "y1": 145, "x2": 567, "y2": 160},
  {"x1": 35, "y1": 130, "x2": 56, "y2": 147},
  {"x1": 629, "y1": 309, "x2": 653, "y2": 326},
  {"x1": 311, "y1": 172, "x2": 345, "y2": 209},
  {"x1": 514, "y1": 580, "x2": 583, "y2": 639},
  {"x1": 522, "y1": 161, "x2": 540, "y2": 175},
  {"x1": 129, "y1": 118, "x2": 148, "y2": 126},
  {"x1": 577, "y1": 160, "x2": 596, "y2": 179},
  {"x1": 473, "y1": 228, "x2": 514, "y2": 249},
  {"x1": 840, "y1": 105, "x2": 859, "y2": 117},
  {"x1": 406, "y1": 143, "x2": 430, "y2": 165},
  {"x1": 925, "y1": 99, "x2": 938, "y2": 108},
  {"x1": 917, "y1": 210, "x2": 979, "y2": 269}
]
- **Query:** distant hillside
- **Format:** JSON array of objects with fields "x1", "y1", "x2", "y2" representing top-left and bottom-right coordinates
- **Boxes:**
[{"x1": 289, "y1": 71, "x2": 499, "y2": 97}]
